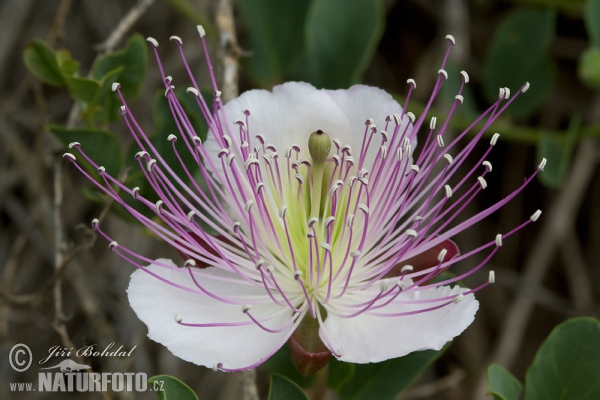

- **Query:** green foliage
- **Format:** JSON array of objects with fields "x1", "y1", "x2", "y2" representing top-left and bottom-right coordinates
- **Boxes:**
[
  {"x1": 268, "y1": 374, "x2": 308, "y2": 400},
  {"x1": 487, "y1": 364, "x2": 523, "y2": 400},
  {"x1": 483, "y1": 9, "x2": 556, "y2": 120},
  {"x1": 148, "y1": 375, "x2": 198, "y2": 400},
  {"x1": 536, "y1": 117, "x2": 578, "y2": 188},
  {"x1": 300, "y1": 0, "x2": 384, "y2": 88},
  {"x1": 236, "y1": 0, "x2": 384, "y2": 89},
  {"x1": 328, "y1": 358, "x2": 354, "y2": 391},
  {"x1": 261, "y1": 344, "x2": 315, "y2": 388},
  {"x1": 23, "y1": 39, "x2": 66, "y2": 86},
  {"x1": 579, "y1": 0, "x2": 600, "y2": 87},
  {"x1": 337, "y1": 347, "x2": 447, "y2": 400},
  {"x1": 49, "y1": 124, "x2": 123, "y2": 177},
  {"x1": 524, "y1": 317, "x2": 600, "y2": 400},
  {"x1": 235, "y1": 0, "x2": 311, "y2": 86}
]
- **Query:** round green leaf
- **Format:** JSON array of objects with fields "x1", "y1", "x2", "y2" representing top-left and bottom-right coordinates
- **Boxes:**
[
  {"x1": 23, "y1": 38, "x2": 65, "y2": 86},
  {"x1": 578, "y1": 48, "x2": 600, "y2": 88},
  {"x1": 269, "y1": 373, "x2": 308, "y2": 400},
  {"x1": 148, "y1": 375, "x2": 198, "y2": 400},
  {"x1": 525, "y1": 317, "x2": 600, "y2": 400},
  {"x1": 585, "y1": 0, "x2": 600, "y2": 49},
  {"x1": 487, "y1": 364, "x2": 523, "y2": 400},
  {"x1": 483, "y1": 9, "x2": 556, "y2": 120},
  {"x1": 300, "y1": 0, "x2": 384, "y2": 89}
]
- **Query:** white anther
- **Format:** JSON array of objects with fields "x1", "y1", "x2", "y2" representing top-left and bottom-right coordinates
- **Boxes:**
[
  {"x1": 498, "y1": 88, "x2": 505, "y2": 100},
  {"x1": 233, "y1": 221, "x2": 241, "y2": 232},
  {"x1": 460, "y1": 70, "x2": 469, "y2": 83},
  {"x1": 278, "y1": 205, "x2": 287, "y2": 218},
  {"x1": 155, "y1": 200, "x2": 164, "y2": 214},
  {"x1": 438, "y1": 69, "x2": 448, "y2": 80},
  {"x1": 405, "y1": 229, "x2": 418, "y2": 238},
  {"x1": 212, "y1": 364, "x2": 220, "y2": 372},
  {"x1": 455, "y1": 94, "x2": 464, "y2": 104},
  {"x1": 222, "y1": 135, "x2": 232, "y2": 147},
  {"x1": 438, "y1": 248, "x2": 448, "y2": 262},
  {"x1": 332, "y1": 138, "x2": 342, "y2": 151},
  {"x1": 413, "y1": 216, "x2": 423, "y2": 222},
  {"x1": 193, "y1": 136, "x2": 202, "y2": 145},
  {"x1": 490, "y1": 133, "x2": 500, "y2": 146},
  {"x1": 489, "y1": 270, "x2": 496, "y2": 284},
  {"x1": 445, "y1": 184, "x2": 453, "y2": 198},
  {"x1": 294, "y1": 271, "x2": 302, "y2": 279},
  {"x1": 197, "y1": 25, "x2": 206, "y2": 37},
  {"x1": 120, "y1": 105, "x2": 126, "y2": 113},
  {"x1": 135, "y1": 151, "x2": 148, "y2": 160},
  {"x1": 504, "y1": 87, "x2": 511, "y2": 99},
  {"x1": 170, "y1": 36, "x2": 182, "y2": 45},
  {"x1": 320, "y1": 242, "x2": 332, "y2": 251},
  {"x1": 97, "y1": 166, "x2": 105, "y2": 174},
  {"x1": 186, "y1": 210, "x2": 196, "y2": 222},
  {"x1": 365, "y1": 118, "x2": 374, "y2": 126},
  {"x1": 147, "y1": 159, "x2": 157, "y2": 172},
  {"x1": 446, "y1": 34, "x2": 456, "y2": 44},
  {"x1": 430, "y1": 117, "x2": 437, "y2": 130},
  {"x1": 325, "y1": 216, "x2": 336, "y2": 228},
  {"x1": 411, "y1": 165, "x2": 420, "y2": 173},
  {"x1": 530, "y1": 209, "x2": 542, "y2": 222},
  {"x1": 453, "y1": 294, "x2": 464, "y2": 304},
  {"x1": 380, "y1": 279, "x2": 391, "y2": 292},
  {"x1": 407, "y1": 78, "x2": 416, "y2": 89},
  {"x1": 109, "y1": 241, "x2": 118, "y2": 250},
  {"x1": 483, "y1": 161, "x2": 492, "y2": 172},
  {"x1": 242, "y1": 109, "x2": 250, "y2": 116},
  {"x1": 405, "y1": 144, "x2": 413, "y2": 159},
  {"x1": 359, "y1": 168, "x2": 368, "y2": 178},
  {"x1": 242, "y1": 305, "x2": 251, "y2": 313},
  {"x1": 522, "y1": 82, "x2": 530, "y2": 93},
  {"x1": 254, "y1": 145, "x2": 261, "y2": 153},
  {"x1": 477, "y1": 176, "x2": 487, "y2": 189},
  {"x1": 397, "y1": 281, "x2": 406, "y2": 290},
  {"x1": 62, "y1": 153, "x2": 76, "y2": 161},
  {"x1": 174, "y1": 315, "x2": 182, "y2": 323},
  {"x1": 226, "y1": 153, "x2": 235, "y2": 166},
  {"x1": 184, "y1": 259, "x2": 196, "y2": 268},
  {"x1": 401, "y1": 265, "x2": 414, "y2": 273},
  {"x1": 495, "y1": 234, "x2": 503, "y2": 247},
  {"x1": 538, "y1": 158, "x2": 547, "y2": 170},
  {"x1": 244, "y1": 200, "x2": 254, "y2": 212},
  {"x1": 342, "y1": 145, "x2": 353, "y2": 155},
  {"x1": 214, "y1": 90, "x2": 222, "y2": 99},
  {"x1": 308, "y1": 217, "x2": 318, "y2": 228},
  {"x1": 132, "y1": 187, "x2": 140, "y2": 199},
  {"x1": 351, "y1": 251, "x2": 361, "y2": 258},
  {"x1": 358, "y1": 177, "x2": 369, "y2": 186},
  {"x1": 187, "y1": 87, "x2": 199, "y2": 96},
  {"x1": 307, "y1": 232, "x2": 315, "y2": 239},
  {"x1": 380, "y1": 145, "x2": 388, "y2": 159},
  {"x1": 111, "y1": 82, "x2": 121, "y2": 91},
  {"x1": 218, "y1": 149, "x2": 229, "y2": 158},
  {"x1": 146, "y1": 37, "x2": 158, "y2": 47},
  {"x1": 406, "y1": 112, "x2": 416, "y2": 123},
  {"x1": 244, "y1": 158, "x2": 259, "y2": 170},
  {"x1": 91, "y1": 218, "x2": 99, "y2": 228},
  {"x1": 167, "y1": 134, "x2": 177, "y2": 142},
  {"x1": 255, "y1": 259, "x2": 265, "y2": 269},
  {"x1": 358, "y1": 204, "x2": 369, "y2": 214},
  {"x1": 444, "y1": 154, "x2": 453, "y2": 165},
  {"x1": 346, "y1": 214, "x2": 355, "y2": 228},
  {"x1": 68, "y1": 142, "x2": 80, "y2": 149},
  {"x1": 369, "y1": 124, "x2": 377, "y2": 133},
  {"x1": 396, "y1": 148, "x2": 403, "y2": 161},
  {"x1": 255, "y1": 182, "x2": 265, "y2": 193},
  {"x1": 164, "y1": 85, "x2": 174, "y2": 97},
  {"x1": 233, "y1": 118, "x2": 245, "y2": 128},
  {"x1": 437, "y1": 135, "x2": 445, "y2": 147}
]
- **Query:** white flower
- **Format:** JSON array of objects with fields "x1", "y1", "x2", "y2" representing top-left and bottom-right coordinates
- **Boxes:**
[{"x1": 64, "y1": 30, "x2": 542, "y2": 372}]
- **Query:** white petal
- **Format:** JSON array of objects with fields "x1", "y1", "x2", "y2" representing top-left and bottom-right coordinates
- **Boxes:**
[
  {"x1": 127, "y1": 259, "x2": 295, "y2": 370},
  {"x1": 321, "y1": 285, "x2": 478, "y2": 363}
]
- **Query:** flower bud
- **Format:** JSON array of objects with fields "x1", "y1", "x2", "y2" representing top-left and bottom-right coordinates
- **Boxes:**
[{"x1": 308, "y1": 130, "x2": 331, "y2": 165}]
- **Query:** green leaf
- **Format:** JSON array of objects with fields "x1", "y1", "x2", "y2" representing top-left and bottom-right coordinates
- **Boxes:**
[
  {"x1": 585, "y1": 0, "x2": 600, "y2": 49},
  {"x1": 536, "y1": 118, "x2": 578, "y2": 188},
  {"x1": 23, "y1": 38, "x2": 65, "y2": 86},
  {"x1": 55, "y1": 50, "x2": 80, "y2": 77},
  {"x1": 578, "y1": 48, "x2": 600, "y2": 88},
  {"x1": 483, "y1": 9, "x2": 556, "y2": 120},
  {"x1": 300, "y1": 0, "x2": 384, "y2": 88},
  {"x1": 148, "y1": 375, "x2": 198, "y2": 400},
  {"x1": 328, "y1": 359, "x2": 354, "y2": 391},
  {"x1": 268, "y1": 374, "x2": 308, "y2": 400},
  {"x1": 524, "y1": 317, "x2": 600, "y2": 400},
  {"x1": 236, "y1": 0, "x2": 311, "y2": 86},
  {"x1": 65, "y1": 76, "x2": 101, "y2": 103},
  {"x1": 487, "y1": 364, "x2": 523, "y2": 400},
  {"x1": 49, "y1": 124, "x2": 123, "y2": 177},
  {"x1": 93, "y1": 34, "x2": 148, "y2": 122},
  {"x1": 338, "y1": 347, "x2": 447, "y2": 400}
]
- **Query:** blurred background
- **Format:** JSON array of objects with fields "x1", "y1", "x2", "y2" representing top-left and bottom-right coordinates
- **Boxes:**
[{"x1": 0, "y1": 0, "x2": 598, "y2": 399}]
